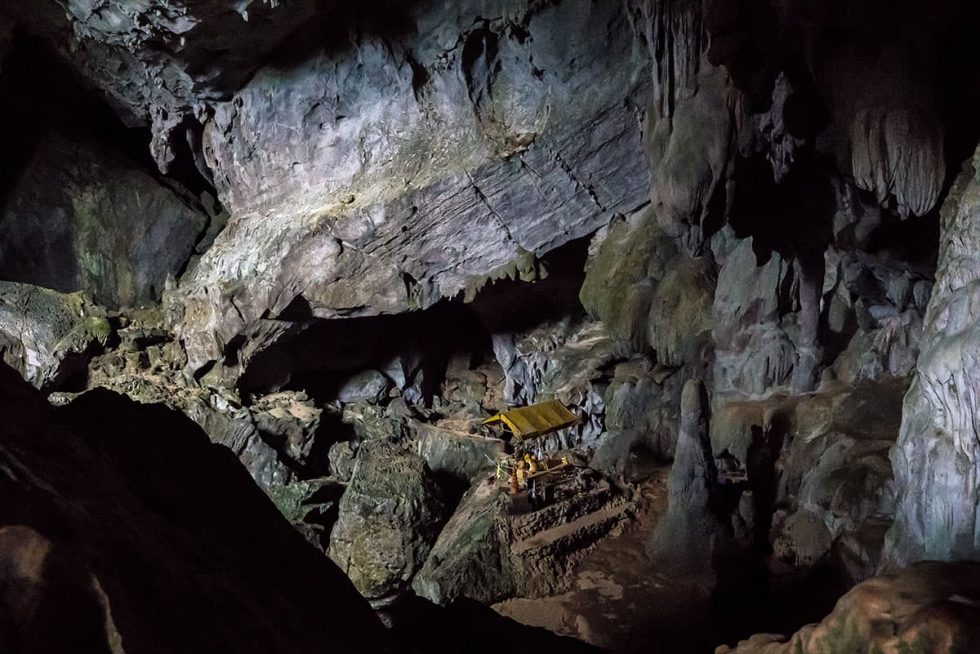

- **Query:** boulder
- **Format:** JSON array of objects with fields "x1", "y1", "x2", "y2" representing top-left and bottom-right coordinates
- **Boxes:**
[
  {"x1": 0, "y1": 133, "x2": 206, "y2": 308},
  {"x1": 0, "y1": 282, "x2": 109, "y2": 389},
  {"x1": 416, "y1": 423, "x2": 504, "y2": 485},
  {"x1": 413, "y1": 480, "x2": 516, "y2": 606},
  {"x1": 336, "y1": 370, "x2": 390, "y2": 404},
  {"x1": 329, "y1": 440, "x2": 358, "y2": 482},
  {"x1": 330, "y1": 440, "x2": 448, "y2": 607}
]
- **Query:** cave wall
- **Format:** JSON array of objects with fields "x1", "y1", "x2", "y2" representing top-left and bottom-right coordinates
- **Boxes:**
[
  {"x1": 884, "y1": 155, "x2": 980, "y2": 566},
  {"x1": 0, "y1": 0, "x2": 978, "y2": 591},
  {"x1": 172, "y1": 0, "x2": 654, "y2": 372},
  {"x1": 0, "y1": 133, "x2": 205, "y2": 308}
]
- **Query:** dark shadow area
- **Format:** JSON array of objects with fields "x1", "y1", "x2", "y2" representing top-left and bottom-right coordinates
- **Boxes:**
[
  {"x1": 388, "y1": 595, "x2": 599, "y2": 654},
  {"x1": 0, "y1": 486, "x2": 115, "y2": 654},
  {"x1": 265, "y1": 0, "x2": 421, "y2": 73},
  {"x1": 0, "y1": 32, "x2": 212, "y2": 199},
  {"x1": 729, "y1": 151, "x2": 837, "y2": 264},
  {"x1": 0, "y1": 362, "x2": 388, "y2": 654},
  {"x1": 466, "y1": 235, "x2": 591, "y2": 335},
  {"x1": 302, "y1": 409, "x2": 359, "y2": 477},
  {"x1": 239, "y1": 301, "x2": 496, "y2": 402},
  {"x1": 0, "y1": 33, "x2": 146, "y2": 198},
  {"x1": 936, "y1": 2, "x2": 980, "y2": 177},
  {"x1": 240, "y1": 236, "x2": 591, "y2": 403},
  {"x1": 864, "y1": 212, "x2": 940, "y2": 271}
]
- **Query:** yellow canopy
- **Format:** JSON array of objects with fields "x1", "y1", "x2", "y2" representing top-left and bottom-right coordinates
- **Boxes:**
[{"x1": 482, "y1": 400, "x2": 580, "y2": 440}]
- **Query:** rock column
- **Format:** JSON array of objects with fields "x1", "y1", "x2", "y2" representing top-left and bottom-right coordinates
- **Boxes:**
[
  {"x1": 884, "y1": 156, "x2": 980, "y2": 565},
  {"x1": 647, "y1": 378, "x2": 728, "y2": 575}
]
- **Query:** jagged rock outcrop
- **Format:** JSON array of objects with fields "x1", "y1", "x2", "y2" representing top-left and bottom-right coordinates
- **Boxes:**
[
  {"x1": 593, "y1": 357, "x2": 683, "y2": 471},
  {"x1": 170, "y1": 0, "x2": 653, "y2": 373},
  {"x1": 0, "y1": 362, "x2": 387, "y2": 654},
  {"x1": 885, "y1": 157, "x2": 980, "y2": 565},
  {"x1": 329, "y1": 440, "x2": 448, "y2": 607},
  {"x1": 712, "y1": 238, "x2": 795, "y2": 397},
  {"x1": 0, "y1": 282, "x2": 108, "y2": 389},
  {"x1": 716, "y1": 562, "x2": 980, "y2": 654},
  {"x1": 0, "y1": 133, "x2": 206, "y2": 308}
]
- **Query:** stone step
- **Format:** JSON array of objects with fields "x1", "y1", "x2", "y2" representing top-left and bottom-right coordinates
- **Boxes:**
[{"x1": 511, "y1": 498, "x2": 632, "y2": 557}]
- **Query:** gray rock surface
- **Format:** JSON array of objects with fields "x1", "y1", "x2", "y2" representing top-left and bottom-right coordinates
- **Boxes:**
[
  {"x1": 0, "y1": 133, "x2": 206, "y2": 308},
  {"x1": 329, "y1": 440, "x2": 447, "y2": 607},
  {"x1": 717, "y1": 562, "x2": 980, "y2": 654},
  {"x1": 0, "y1": 282, "x2": 109, "y2": 389},
  {"x1": 0, "y1": 0, "x2": 317, "y2": 171},
  {"x1": 171, "y1": 0, "x2": 653, "y2": 372},
  {"x1": 885, "y1": 157, "x2": 980, "y2": 565},
  {"x1": 599, "y1": 358, "x2": 683, "y2": 462},
  {"x1": 712, "y1": 238, "x2": 795, "y2": 397},
  {"x1": 647, "y1": 379, "x2": 728, "y2": 575},
  {"x1": 413, "y1": 480, "x2": 515, "y2": 606}
]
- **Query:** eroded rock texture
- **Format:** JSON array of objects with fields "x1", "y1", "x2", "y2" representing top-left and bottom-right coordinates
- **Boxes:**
[
  {"x1": 1, "y1": 0, "x2": 980, "y2": 648},
  {"x1": 169, "y1": 0, "x2": 653, "y2": 373},
  {"x1": 0, "y1": 0, "x2": 317, "y2": 172},
  {"x1": 885, "y1": 157, "x2": 980, "y2": 565},
  {"x1": 329, "y1": 440, "x2": 448, "y2": 608}
]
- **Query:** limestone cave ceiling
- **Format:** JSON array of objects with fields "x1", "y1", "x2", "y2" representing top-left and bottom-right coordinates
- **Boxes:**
[
  {"x1": 3, "y1": 0, "x2": 975, "y2": 374},
  {"x1": 3, "y1": 0, "x2": 980, "y2": 652}
]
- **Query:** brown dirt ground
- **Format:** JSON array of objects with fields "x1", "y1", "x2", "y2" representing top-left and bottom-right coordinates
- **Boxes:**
[{"x1": 493, "y1": 467, "x2": 844, "y2": 654}]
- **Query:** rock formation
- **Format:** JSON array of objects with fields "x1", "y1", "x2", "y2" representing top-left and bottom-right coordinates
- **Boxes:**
[
  {"x1": 0, "y1": 0, "x2": 978, "y2": 652},
  {"x1": 330, "y1": 440, "x2": 448, "y2": 607},
  {"x1": 648, "y1": 379, "x2": 728, "y2": 576},
  {"x1": 0, "y1": 133, "x2": 206, "y2": 308},
  {"x1": 885, "y1": 154, "x2": 980, "y2": 565},
  {"x1": 716, "y1": 562, "x2": 980, "y2": 654}
]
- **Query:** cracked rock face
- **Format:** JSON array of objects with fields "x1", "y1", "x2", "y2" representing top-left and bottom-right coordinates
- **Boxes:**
[
  {"x1": 884, "y1": 156, "x2": 980, "y2": 566},
  {"x1": 171, "y1": 0, "x2": 653, "y2": 372}
]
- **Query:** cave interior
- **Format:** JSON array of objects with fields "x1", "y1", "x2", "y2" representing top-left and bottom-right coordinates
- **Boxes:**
[{"x1": 1, "y1": 1, "x2": 980, "y2": 653}]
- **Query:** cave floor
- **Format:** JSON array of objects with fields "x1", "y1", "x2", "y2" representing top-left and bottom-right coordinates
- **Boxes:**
[{"x1": 493, "y1": 467, "x2": 843, "y2": 654}]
